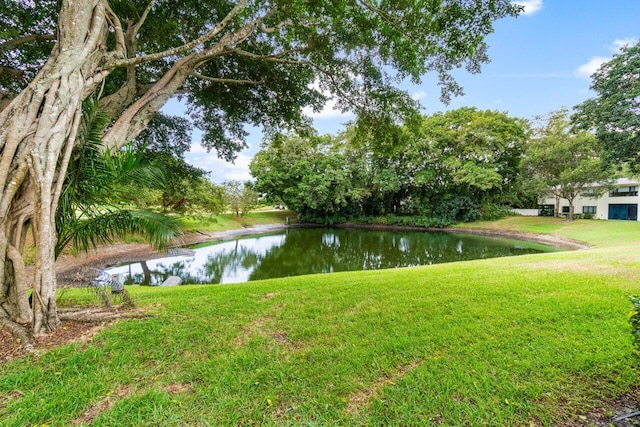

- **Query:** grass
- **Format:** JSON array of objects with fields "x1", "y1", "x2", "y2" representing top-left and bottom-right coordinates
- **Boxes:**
[
  {"x1": 1, "y1": 217, "x2": 640, "y2": 425},
  {"x1": 180, "y1": 209, "x2": 294, "y2": 233},
  {"x1": 456, "y1": 215, "x2": 640, "y2": 247}
]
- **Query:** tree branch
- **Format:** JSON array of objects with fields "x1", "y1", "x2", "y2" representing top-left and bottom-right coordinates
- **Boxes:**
[
  {"x1": 192, "y1": 72, "x2": 265, "y2": 85},
  {"x1": 107, "y1": 0, "x2": 250, "y2": 68},
  {"x1": 103, "y1": 2, "x2": 126, "y2": 57},
  {"x1": 258, "y1": 20, "x2": 293, "y2": 34},
  {"x1": 229, "y1": 48, "x2": 360, "y2": 112},
  {"x1": 0, "y1": 34, "x2": 55, "y2": 53},
  {"x1": 130, "y1": 0, "x2": 156, "y2": 40},
  {"x1": 0, "y1": 65, "x2": 24, "y2": 81},
  {"x1": 227, "y1": 47, "x2": 309, "y2": 63},
  {"x1": 355, "y1": 0, "x2": 406, "y2": 36}
]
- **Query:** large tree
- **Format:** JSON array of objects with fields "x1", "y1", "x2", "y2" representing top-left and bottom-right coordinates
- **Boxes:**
[
  {"x1": 573, "y1": 42, "x2": 640, "y2": 170},
  {"x1": 251, "y1": 108, "x2": 528, "y2": 223},
  {"x1": 523, "y1": 109, "x2": 616, "y2": 220},
  {"x1": 408, "y1": 107, "x2": 528, "y2": 214},
  {"x1": 0, "y1": 0, "x2": 520, "y2": 337}
]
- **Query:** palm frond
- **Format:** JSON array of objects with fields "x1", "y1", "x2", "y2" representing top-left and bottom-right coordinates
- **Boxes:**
[
  {"x1": 58, "y1": 209, "x2": 183, "y2": 257},
  {"x1": 55, "y1": 99, "x2": 184, "y2": 259}
]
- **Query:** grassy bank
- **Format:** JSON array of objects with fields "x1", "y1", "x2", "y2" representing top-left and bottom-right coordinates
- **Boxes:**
[
  {"x1": 180, "y1": 209, "x2": 294, "y2": 233},
  {"x1": 1, "y1": 218, "x2": 640, "y2": 425},
  {"x1": 455, "y1": 216, "x2": 640, "y2": 248}
]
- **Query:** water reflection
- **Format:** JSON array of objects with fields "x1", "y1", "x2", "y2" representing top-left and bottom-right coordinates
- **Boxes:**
[{"x1": 106, "y1": 228, "x2": 559, "y2": 285}]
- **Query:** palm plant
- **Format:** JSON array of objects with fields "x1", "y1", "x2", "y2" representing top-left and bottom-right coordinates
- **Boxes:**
[{"x1": 55, "y1": 100, "x2": 183, "y2": 258}]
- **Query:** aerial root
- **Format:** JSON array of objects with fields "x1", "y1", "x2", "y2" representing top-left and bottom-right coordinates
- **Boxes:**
[
  {"x1": 0, "y1": 317, "x2": 35, "y2": 353},
  {"x1": 57, "y1": 306, "x2": 148, "y2": 323}
]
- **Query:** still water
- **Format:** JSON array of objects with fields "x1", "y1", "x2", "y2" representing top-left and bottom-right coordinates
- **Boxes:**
[{"x1": 106, "y1": 227, "x2": 561, "y2": 286}]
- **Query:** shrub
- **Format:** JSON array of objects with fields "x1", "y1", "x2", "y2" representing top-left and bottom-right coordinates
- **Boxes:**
[{"x1": 479, "y1": 203, "x2": 513, "y2": 221}]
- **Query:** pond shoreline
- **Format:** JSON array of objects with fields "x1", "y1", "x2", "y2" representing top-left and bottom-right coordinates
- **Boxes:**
[
  {"x1": 327, "y1": 222, "x2": 591, "y2": 250},
  {"x1": 56, "y1": 221, "x2": 589, "y2": 279},
  {"x1": 55, "y1": 224, "x2": 289, "y2": 278}
]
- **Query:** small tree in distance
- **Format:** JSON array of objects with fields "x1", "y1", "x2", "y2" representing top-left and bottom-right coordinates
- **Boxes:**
[{"x1": 222, "y1": 180, "x2": 258, "y2": 216}]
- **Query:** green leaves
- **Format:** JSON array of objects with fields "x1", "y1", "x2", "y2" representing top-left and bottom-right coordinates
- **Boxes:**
[
  {"x1": 629, "y1": 295, "x2": 640, "y2": 354},
  {"x1": 55, "y1": 100, "x2": 183, "y2": 257},
  {"x1": 64, "y1": 209, "x2": 183, "y2": 256},
  {"x1": 573, "y1": 43, "x2": 640, "y2": 170},
  {"x1": 251, "y1": 108, "x2": 527, "y2": 223},
  {"x1": 4, "y1": 0, "x2": 519, "y2": 162}
]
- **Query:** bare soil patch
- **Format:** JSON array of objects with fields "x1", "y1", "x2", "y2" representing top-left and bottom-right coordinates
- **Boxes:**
[
  {"x1": 71, "y1": 384, "x2": 134, "y2": 426},
  {"x1": 1, "y1": 319, "x2": 104, "y2": 364},
  {"x1": 345, "y1": 361, "x2": 421, "y2": 416}
]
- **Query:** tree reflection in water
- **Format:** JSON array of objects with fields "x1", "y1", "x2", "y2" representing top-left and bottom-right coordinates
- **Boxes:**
[{"x1": 106, "y1": 228, "x2": 559, "y2": 285}]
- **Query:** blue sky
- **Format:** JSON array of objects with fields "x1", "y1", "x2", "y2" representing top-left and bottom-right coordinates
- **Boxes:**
[{"x1": 169, "y1": 0, "x2": 640, "y2": 183}]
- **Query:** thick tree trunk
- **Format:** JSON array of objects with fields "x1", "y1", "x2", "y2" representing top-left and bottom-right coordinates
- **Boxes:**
[
  {"x1": 0, "y1": 0, "x2": 259, "y2": 338},
  {"x1": 0, "y1": 1, "x2": 112, "y2": 336},
  {"x1": 568, "y1": 201, "x2": 575, "y2": 221}
]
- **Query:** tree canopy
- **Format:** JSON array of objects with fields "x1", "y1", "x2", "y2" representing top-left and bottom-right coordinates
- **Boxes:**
[
  {"x1": 573, "y1": 42, "x2": 640, "y2": 171},
  {"x1": 523, "y1": 109, "x2": 616, "y2": 219},
  {"x1": 251, "y1": 108, "x2": 528, "y2": 225},
  {"x1": 0, "y1": 0, "x2": 520, "y2": 335},
  {"x1": 1, "y1": 0, "x2": 522, "y2": 156}
]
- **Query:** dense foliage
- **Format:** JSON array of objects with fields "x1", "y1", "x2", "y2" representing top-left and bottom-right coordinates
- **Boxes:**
[
  {"x1": 251, "y1": 108, "x2": 528, "y2": 226},
  {"x1": 573, "y1": 42, "x2": 640, "y2": 171},
  {"x1": 56, "y1": 101, "x2": 183, "y2": 257},
  {"x1": 1, "y1": 0, "x2": 521, "y2": 157},
  {"x1": 0, "y1": 0, "x2": 523, "y2": 335}
]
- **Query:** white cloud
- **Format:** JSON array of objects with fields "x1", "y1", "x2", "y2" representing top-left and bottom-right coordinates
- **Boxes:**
[
  {"x1": 513, "y1": 0, "x2": 543, "y2": 15},
  {"x1": 411, "y1": 90, "x2": 427, "y2": 101},
  {"x1": 302, "y1": 80, "x2": 355, "y2": 120},
  {"x1": 574, "y1": 56, "x2": 609, "y2": 79},
  {"x1": 186, "y1": 144, "x2": 253, "y2": 183},
  {"x1": 610, "y1": 37, "x2": 638, "y2": 52},
  {"x1": 303, "y1": 97, "x2": 353, "y2": 119},
  {"x1": 574, "y1": 37, "x2": 639, "y2": 79},
  {"x1": 188, "y1": 143, "x2": 208, "y2": 154}
]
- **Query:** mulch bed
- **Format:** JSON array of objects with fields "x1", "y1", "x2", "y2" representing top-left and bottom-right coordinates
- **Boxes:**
[{"x1": 1, "y1": 320, "x2": 102, "y2": 365}]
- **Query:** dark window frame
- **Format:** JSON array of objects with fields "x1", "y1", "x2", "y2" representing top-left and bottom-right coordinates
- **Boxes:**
[
  {"x1": 608, "y1": 204, "x2": 638, "y2": 221},
  {"x1": 610, "y1": 186, "x2": 638, "y2": 197}
]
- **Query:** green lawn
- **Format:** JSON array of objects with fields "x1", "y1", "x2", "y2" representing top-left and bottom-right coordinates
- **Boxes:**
[
  {"x1": 180, "y1": 210, "x2": 294, "y2": 233},
  {"x1": 1, "y1": 217, "x2": 640, "y2": 425},
  {"x1": 456, "y1": 216, "x2": 640, "y2": 248}
]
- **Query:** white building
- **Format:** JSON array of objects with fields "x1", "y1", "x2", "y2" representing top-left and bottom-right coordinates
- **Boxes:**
[{"x1": 540, "y1": 178, "x2": 639, "y2": 221}]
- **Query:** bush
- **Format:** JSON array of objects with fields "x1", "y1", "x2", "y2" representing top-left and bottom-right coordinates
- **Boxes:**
[
  {"x1": 432, "y1": 196, "x2": 481, "y2": 223},
  {"x1": 479, "y1": 203, "x2": 513, "y2": 221}
]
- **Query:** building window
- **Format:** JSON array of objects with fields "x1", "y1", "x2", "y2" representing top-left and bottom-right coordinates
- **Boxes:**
[
  {"x1": 582, "y1": 206, "x2": 597, "y2": 214},
  {"x1": 538, "y1": 205, "x2": 554, "y2": 217},
  {"x1": 609, "y1": 204, "x2": 638, "y2": 220},
  {"x1": 582, "y1": 188, "x2": 597, "y2": 197},
  {"x1": 561, "y1": 206, "x2": 570, "y2": 213},
  {"x1": 610, "y1": 186, "x2": 639, "y2": 197}
]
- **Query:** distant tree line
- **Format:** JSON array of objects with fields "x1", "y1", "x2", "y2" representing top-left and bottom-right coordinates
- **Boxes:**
[
  {"x1": 250, "y1": 102, "x2": 627, "y2": 225},
  {"x1": 250, "y1": 108, "x2": 531, "y2": 226}
]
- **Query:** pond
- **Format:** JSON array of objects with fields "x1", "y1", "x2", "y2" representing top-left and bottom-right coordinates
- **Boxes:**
[{"x1": 105, "y1": 227, "x2": 561, "y2": 286}]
